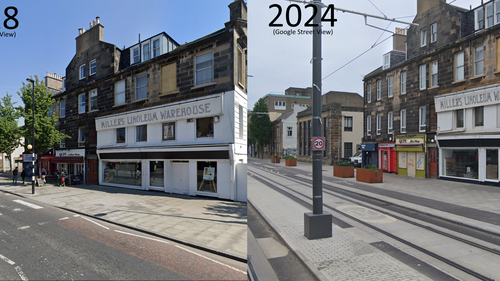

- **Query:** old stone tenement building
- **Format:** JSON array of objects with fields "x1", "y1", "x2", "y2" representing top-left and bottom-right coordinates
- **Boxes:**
[
  {"x1": 49, "y1": 0, "x2": 248, "y2": 201},
  {"x1": 363, "y1": 0, "x2": 500, "y2": 184}
]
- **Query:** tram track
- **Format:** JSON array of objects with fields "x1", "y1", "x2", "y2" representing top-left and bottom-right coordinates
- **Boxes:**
[{"x1": 248, "y1": 163, "x2": 500, "y2": 281}]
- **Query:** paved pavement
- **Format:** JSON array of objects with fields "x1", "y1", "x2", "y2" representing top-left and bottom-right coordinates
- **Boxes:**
[
  {"x1": 0, "y1": 174, "x2": 247, "y2": 262},
  {"x1": 247, "y1": 157, "x2": 500, "y2": 280}
]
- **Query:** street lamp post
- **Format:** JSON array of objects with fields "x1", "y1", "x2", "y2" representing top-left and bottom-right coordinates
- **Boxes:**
[{"x1": 26, "y1": 78, "x2": 35, "y2": 194}]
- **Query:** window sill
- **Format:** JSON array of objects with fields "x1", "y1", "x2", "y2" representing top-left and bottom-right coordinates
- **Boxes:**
[
  {"x1": 388, "y1": 96, "x2": 393, "y2": 99},
  {"x1": 419, "y1": 88, "x2": 426, "y2": 91},
  {"x1": 89, "y1": 109, "x2": 99, "y2": 113},
  {"x1": 112, "y1": 103, "x2": 127, "y2": 108},
  {"x1": 238, "y1": 82, "x2": 245, "y2": 89},
  {"x1": 452, "y1": 79, "x2": 466, "y2": 85},
  {"x1": 191, "y1": 82, "x2": 217, "y2": 90},
  {"x1": 401, "y1": 92, "x2": 406, "y2": 95},
  {"x1": 159, "y1": 90, "x2": 180, "y2": 97},
  {"x1": 132, "y1": 98, "x2": 148, "y2": 104},
  {"x1": 471, "y1": 74, "x2": 485, "y2": 80},
  {"x1": 429, "y1": 85, "x2": 439, "y2": 90},
  {"x1": 196, "y1": 136, "x2": 215, "y2": 139}
]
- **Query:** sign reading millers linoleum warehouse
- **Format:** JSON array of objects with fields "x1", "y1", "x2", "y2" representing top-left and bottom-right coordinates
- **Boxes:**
[
  {"x1": 95, "y1": 96, "x2": 222, "y2": 131},
  {"x1": 434, "y1": 86, "x2": 500, "y2": 113}
]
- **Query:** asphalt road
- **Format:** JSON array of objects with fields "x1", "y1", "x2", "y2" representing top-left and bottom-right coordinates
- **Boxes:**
[{"x1": 0, "y1": 191, "x2": 246, "y2": 280}]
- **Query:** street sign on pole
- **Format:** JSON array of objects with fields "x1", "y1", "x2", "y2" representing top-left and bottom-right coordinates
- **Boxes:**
[{"x1": 312, "y1": 137, "x2": 325, "y2": 151}]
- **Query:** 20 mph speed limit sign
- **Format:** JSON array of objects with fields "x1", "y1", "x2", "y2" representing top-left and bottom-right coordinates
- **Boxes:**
[{"x1": 312, "y1": 137, "x2": 325, "y2": 151}]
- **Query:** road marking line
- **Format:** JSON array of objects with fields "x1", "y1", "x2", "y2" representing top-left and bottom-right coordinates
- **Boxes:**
[
  {"x1": 74, "y1": 215, "x2": 80, "y2": 217},
  {"x1": 38, "y1": 222, "x2": 49, "y2": 225},
  {"x1": 59, "y1": 217, "x2": 69, "y2": 220},
  {"x1": 15, "y1": 265, "x2": 28, "y2": 281},
  {"x1": 17, "y1": 226, "x2": 30, "y2": 230},
  {"x1": 81, "y1": 217, "x2": 109, "y2": 230},
  {"x1": 0, "y1": 254, "x2": 15, "y2": 265},
  {"x1": 13, "y1": 200, "x2": 43, "y2": 209},
  {"x1": 175, "y1": 245, "x2": 247, "y2": 275},
  {"x1": 114, "y1": 230, "x2": 170, "y2": 244}
]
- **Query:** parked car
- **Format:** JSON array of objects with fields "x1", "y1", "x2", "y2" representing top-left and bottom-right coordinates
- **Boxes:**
[{"x1": 350, "y1": 150, "x2": 362, "y2": 167}]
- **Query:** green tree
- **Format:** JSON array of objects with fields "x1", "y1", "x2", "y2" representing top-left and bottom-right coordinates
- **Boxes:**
[
  {"x1": 0, "y1": 93, "x2": 22, "y2": 175},
  {"x1": 249, "y1": 98, "x2": 272, "y2": 159},
  {"x1": 17, "y1": 75, "x2": 68, "y2": 176}
]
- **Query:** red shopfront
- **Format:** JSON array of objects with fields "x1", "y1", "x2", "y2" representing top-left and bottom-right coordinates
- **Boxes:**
[
  {"x1": 40, "y1": 155, "x2": 56, "y2": 175},
  {"x1": 378, "y1": 142, "x2": 397, "y2": 173}
]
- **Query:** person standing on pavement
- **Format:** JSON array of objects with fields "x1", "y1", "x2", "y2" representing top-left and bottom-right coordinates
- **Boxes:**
[
  {"x1": 41, "y1": 167, "x2": 47, "y2": 184},
  {"x1": 12, "y1": 167, "x2": 18, "y2": 186},
  {"x1": 21, "y1": 168, "x2": 26, "y2": 184}
]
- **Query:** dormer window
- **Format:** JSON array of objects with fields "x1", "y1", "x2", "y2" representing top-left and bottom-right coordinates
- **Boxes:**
[
  {"x1": 383, "y1": 54, "x2": 390, "y2": 70},
  {"x1": 487, "y1": 4, "x2": 494, "y2": 28},
  {"x1": 143, "y1": 43, "x2": 150, "y2": 61},
  {"x1": 477, "y1": 8, "x2": 485, "y2": 29},
  {"x1": 153, "y1": 39, "x2": 160, "y2": 58},
  {"x1": 132, "y1": 47, "x2": 140, "y2": 64}
]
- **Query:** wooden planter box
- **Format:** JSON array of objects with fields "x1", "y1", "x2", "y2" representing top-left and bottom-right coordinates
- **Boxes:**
[
  {"x1": 356, "y1": 168, "x2": 383, "y2": 183},
  {"x1": 285, "y1": 159, "x2": 297, "y2": 166},
  {"x1": 271, "y1": 157, "x2": 280, "y2": 163},
  {"x1": 333, "y1": 165, "x2": 354, "y2": 178}
]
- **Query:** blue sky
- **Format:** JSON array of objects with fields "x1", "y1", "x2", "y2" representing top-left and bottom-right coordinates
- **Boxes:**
[
  {"x1": 248, "y1": 0, "x2": 483, "y2": 109},
  {"x1": 0, "y1": 0, "x2": 231, "y2": 112}
]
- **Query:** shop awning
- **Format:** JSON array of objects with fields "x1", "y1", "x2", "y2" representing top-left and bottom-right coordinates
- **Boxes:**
[
  {"x1": 41, "y1": 155, "x2": 55, "y2": 160},
  {"x1": 52, "y1": 156, "x2": 84, "y2": 163}
]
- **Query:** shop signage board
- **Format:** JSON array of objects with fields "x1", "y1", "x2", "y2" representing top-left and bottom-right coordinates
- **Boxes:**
[
  {"x1": 312, "y1": 137, "x2": 325, "y2": 151},
  {"x1": 396, "y1": 138, "x2": 424, "y2": 145},
  {"x1": 95, "y1": 95, "x2": 223, "y2": 131},
  {"x1": 56, "y1": 149, "x2": 85, "y2": 157},
  {"x1": 435, "y1": 84, "x2": 500, "y2": 112}
]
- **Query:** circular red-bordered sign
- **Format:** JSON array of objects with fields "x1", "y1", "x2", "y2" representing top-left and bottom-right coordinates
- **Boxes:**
[{"x1": 313, "y1": 137, "x2": 325, "y2": 150}]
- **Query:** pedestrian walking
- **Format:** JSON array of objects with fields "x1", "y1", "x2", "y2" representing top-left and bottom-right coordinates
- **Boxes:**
[
  {"x1": 21, "y1": 168, "x2": 26, "y2": 184},
  {"x1": 12, "y1": 167, "x2": 18, "y2": 186},
  {"x1": 41, "y1": 168, "x2": 47, "y2": 184}
]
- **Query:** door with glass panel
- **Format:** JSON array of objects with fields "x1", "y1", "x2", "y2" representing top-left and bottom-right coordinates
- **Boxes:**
[{"x1": 148, "y1": 161, "x2": 164, "y2": 191}]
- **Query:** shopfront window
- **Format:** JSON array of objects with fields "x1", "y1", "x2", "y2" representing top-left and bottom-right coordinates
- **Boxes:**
[
  {"x1": 103, "y1": 161, "x2": 141, "y2": 186},
  {"x1": 197, "y1": 161, "x2": 217, "y2": 193},
  {"x1": 196, "y1": 117, "x2": 214, "y2": 138},
  {"x1": 150, "y1": 161, "x2": 164, "y2": 187},
  {"x1": 486, "y1": 149, "x2": 499, "y2": 180},
  {"x1": 442, "y1": 149, "x2": 478, "y2": 179}
]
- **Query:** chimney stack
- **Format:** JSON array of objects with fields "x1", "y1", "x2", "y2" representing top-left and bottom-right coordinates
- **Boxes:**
[{"x1": 76, "y1": 17, "x2": 104, "y2": 54}]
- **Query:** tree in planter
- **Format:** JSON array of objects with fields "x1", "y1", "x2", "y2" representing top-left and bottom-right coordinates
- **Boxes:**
[
  {"x1": 17, "y1": 75, "x2": 69, "y2": 177},
  {"x1": 0, "y1": 94, "x2": 22, "y2": 177},
  {"x1": 249, "y1": 98, "x2": 272, "y2": 159}
]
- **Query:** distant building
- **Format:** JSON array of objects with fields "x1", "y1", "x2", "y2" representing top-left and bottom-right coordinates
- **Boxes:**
[
  {"x1": 296, "y1": 91, "x2": 363, "y2": 164},
  {"x1": 272, "y1": 106, "x2": 308, "y2": 157},
  {"x1": 262, "y1": 87, "x2": 312, "y2": 121}
]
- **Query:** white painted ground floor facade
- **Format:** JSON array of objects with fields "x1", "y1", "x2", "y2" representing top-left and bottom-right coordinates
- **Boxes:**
[{"x1": 95, "y1": 91, "x2": 248, "y2": 201}]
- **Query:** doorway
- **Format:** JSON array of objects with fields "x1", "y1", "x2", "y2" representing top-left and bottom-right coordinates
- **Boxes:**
[{"x1": 171, "y1": 162, "x2": 189, "y2": 194}]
